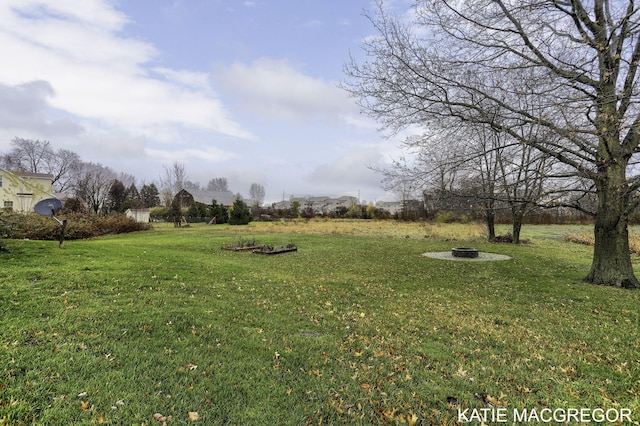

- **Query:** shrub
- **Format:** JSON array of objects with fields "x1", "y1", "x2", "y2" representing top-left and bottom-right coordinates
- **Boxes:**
[
  {"x1": 150, "y1": 206, "x2": 171, "y2": 222},
  {"x1": 2, "y1": 212, "x2": 151, "y2": 241},
  {"x1": 434, "y1": 211, "x2": 471, "y2": 224}
]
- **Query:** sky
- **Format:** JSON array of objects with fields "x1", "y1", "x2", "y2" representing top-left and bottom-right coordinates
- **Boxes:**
[{"x1": 0, "y1": 0, "x2": 414, "y2": 204}]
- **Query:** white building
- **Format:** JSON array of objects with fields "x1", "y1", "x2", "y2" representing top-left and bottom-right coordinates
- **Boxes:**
[{"x1": 0, "y1": 168, "x2": 55, "y2": 213}]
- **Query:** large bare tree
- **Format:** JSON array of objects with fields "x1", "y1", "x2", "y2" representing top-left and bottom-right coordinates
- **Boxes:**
[
  {"x1": 249, "y1": 183, "x2": 266, "y2": 207},
  {"x1": 1, "y1": 137, "x2": 81, "y2": 192},
  {"x1": 159, "y1": 162, "x2": 188, "y2": 206},
  {"x1": 74, "y1": 163, "x2": 117, "y2": 214},
  {"x1": 344, "y1": 0, "x2": 640, "y2": 288},
  {"x1": 207, "y1": 177, "x2": 229, "y2": 192}
]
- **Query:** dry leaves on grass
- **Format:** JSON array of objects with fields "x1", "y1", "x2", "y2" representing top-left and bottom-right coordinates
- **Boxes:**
[
  {"x1": 565, "y1": 232, "x2": 640, "y2": 254},
  {"x1": 179, "y1": 362, "x2": 198, "y2": 372},
  {"x1": 153, "y1": 413, "x2": 172, "y2": 425},
  {"x1": 245, "y1": 220, "x2": 484, "y2": 240}
]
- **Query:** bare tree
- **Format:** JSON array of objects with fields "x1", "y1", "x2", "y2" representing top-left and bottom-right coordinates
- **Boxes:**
[
  {"x1": 207, "y1": 177, "x2": 229, "y2": 192},
  {"x1": 74, "y1": 163, "x2": 117, "y2": 214},
  {"x1": 384, "y1": 121, "x2": 552, "y2": 243},
  {"x1": 1, "y1": 138, "x2": 81, "y2": 192},
  {"x1": 344, "y1": 0, "x2": 640, "y2": 288},
  {"x1": 249, "y1": 183, "x2": 265, "y2": 207},
  {"x1": 160, "y1": 162, "x2": 188, "y2": 205},
  {"x1": 184, "y1": 180, "x2": 201, "y2": 191},
  {"x1": 4, "y1": 137, "x2": 51, "y2": 172},
  {"x1": 49, "y1": 149, "x2": 81, "y2": 193}
]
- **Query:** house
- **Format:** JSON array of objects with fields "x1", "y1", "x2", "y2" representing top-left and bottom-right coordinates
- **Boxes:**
[
  {"x1": 125, "y1": 208, "x2": 150, "y2": 223},
  {"x1": 375, "y1": 200, "x2": 404, "y2": 215},
  {"x1": 0, "y1": 168, "x2": 55, "y2": 213},
  {"x1": 173, "y1": 189, "x2": 240, "y2": 208}
]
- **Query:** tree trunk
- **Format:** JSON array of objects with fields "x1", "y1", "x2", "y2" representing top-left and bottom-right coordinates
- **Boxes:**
[
  {"x1": 511, "y1": 217, "x2": 523, "y2": 245},
  {"x1": 586, "y1": 176, "x2": 639, "y2": 288},
  {"x1": 511, "y1": 207, "x2": 524, "y2": 245},
  {"x1": 485, "y1": 209, "x2": 496, "y2": 241}
]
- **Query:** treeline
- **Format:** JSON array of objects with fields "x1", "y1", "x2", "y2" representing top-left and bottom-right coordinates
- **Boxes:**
[
  {"x1": 0, "y1": 138, "x2": 251, "y2": 215},
  {"x1": 153, "y1": 199, "x2": 241, "y2": 225}
]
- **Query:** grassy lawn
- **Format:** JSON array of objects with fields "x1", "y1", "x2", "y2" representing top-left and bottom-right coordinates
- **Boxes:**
[{"x1": 1, "y1": 221, "x2": 639, "y2": 425}]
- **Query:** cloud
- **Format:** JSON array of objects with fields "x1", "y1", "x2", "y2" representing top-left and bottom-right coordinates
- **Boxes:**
[
  {"x1": 338, "y1": 17, "x2": 352, "y2": 27},
  {"x1": 0, "y1": 0, "x2": 253, "y2": 146},
  {"x1": 0, "y1": 80, "x2": 84, "y2": 137},
  {"x1": 309, "y1": 146, "x2": 388, "y2": 188},
  {"x1": 146, "y1": 146, "x2": 237, "y2": 164},
  {"x1": 216, "y1": 58, "x2": 356, "y2": 123}
]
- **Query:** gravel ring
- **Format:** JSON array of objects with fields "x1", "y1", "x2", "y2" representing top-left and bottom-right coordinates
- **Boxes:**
[{"x1": 422, "y1": 251, "x2": 512, "y2": 261}]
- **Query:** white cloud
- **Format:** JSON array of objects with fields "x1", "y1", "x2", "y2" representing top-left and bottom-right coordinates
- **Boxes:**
[
  {"x1": 0, "y1": 0, "x2": 253, "y2": 154},
  {"x1": 146, "y1": 146, "x2": 236, "y2": 164},
  {"x1": 0, "y1": 81, "x2": 83, "y2": 137},
  {"x1": 338, "y1": 17, "x2": 352, "y2": 27},
  {"x1": 216, "y1": 58, "x2": 357, "y2": 124},
  {"x1": 309, "y1": 146, "x2": 388, "y2": 187},
  {"x1": 152, "y1": 68, "x2": 215, "y2": 92}
]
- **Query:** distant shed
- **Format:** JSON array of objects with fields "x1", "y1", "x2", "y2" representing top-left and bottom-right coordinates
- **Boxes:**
[{"x1": 125, "y1": 208, "x2": 150, "y2": 223}]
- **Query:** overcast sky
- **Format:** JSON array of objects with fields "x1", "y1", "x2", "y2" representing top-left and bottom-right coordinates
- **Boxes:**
[{"x1": 0, "y1": 0, "x2": 418, "y2": 204}]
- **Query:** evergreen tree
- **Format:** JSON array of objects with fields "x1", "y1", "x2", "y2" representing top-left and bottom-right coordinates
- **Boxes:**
[
  {"x1": 140, "y1": 183, "x2": 161, "y2": 208},
  {"x1": 124, "y1": 183, "x2": 143, "y2": 210},
  {"x1": 107, "y1": 179, "x2": 126, "y2": 213},
  {"x1": 210, "y1": 199, "x2": 228, "y2": 224},
  {"x1": 229, "y1": 198, "x2": 251, "y2": 225},
  {"x1": 170, "y1": 199, "x2": 182, "y2": 227},
  {"x1": 186, "y1": 201, "x2": 210, "y2": 221}
]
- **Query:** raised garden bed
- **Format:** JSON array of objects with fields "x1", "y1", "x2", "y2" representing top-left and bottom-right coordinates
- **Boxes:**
[
  {"x1": 221, "y1": 245, "x2": 264, "y2": 252},
  {"x1": 221, "y1": 239, "x2": 297, "y2": 255},
  {"x1": 221, "y1": 238, "x2": 263, "y2": 252},
  {"x1": 252, "y1": 244, "x2": 298, "y2": 255}
]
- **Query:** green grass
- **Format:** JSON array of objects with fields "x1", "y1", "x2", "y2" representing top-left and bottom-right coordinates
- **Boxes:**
[{"x1": 1, "y1": 222, "x2": 639, "y2": 425}]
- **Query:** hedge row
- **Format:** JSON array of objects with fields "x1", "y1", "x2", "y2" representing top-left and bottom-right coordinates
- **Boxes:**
[{"x1": 0, "y1": 212, "x2": 151, "y2": 241}]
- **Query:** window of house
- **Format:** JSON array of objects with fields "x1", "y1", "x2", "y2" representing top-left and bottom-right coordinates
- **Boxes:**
[
  {"x1": 0, "y1": 175, "x2": 3, "y2": 187},
  {"x1": 3, "y1": 200, "x2": 13, "y2": 210}
]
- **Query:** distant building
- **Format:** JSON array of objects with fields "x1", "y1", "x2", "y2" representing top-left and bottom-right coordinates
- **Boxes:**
[
  {"x1": 375, "y1": 200, "x2": 403, "y2": 215},
  {"x1": 0, "y1": 168, "x2": 55, "y2": 213},
  {"x1": 125, "y1": 208, "x2": 150, "y2": 223}
]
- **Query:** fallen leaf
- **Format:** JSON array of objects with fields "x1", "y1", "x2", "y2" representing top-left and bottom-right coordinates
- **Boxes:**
[
  {"x1": 408, "y1": 413, "x2": 418, "y2": 426},
  {"x1": 188, "y1": 411, "x2": 199, "y2": 421},
  {"x1": 153, "y1": 413, "x2": 172, "y2": 425},
  {"x1": 382, "y1": 408, "x2": 397, "y2": 419}
]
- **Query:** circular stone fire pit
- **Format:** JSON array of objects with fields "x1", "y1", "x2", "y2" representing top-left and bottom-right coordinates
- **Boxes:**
[
  {"x1": 451, "y1": 247, "x2": 479, "y2": 258},
  {"x1": 422, "y1": 250, "x2": 511, "y2": 262}
]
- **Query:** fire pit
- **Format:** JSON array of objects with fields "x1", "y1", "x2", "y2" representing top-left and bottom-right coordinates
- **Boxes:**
[{"x1": 452, "y1": 247, "x2": 479, "y2": 258}]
